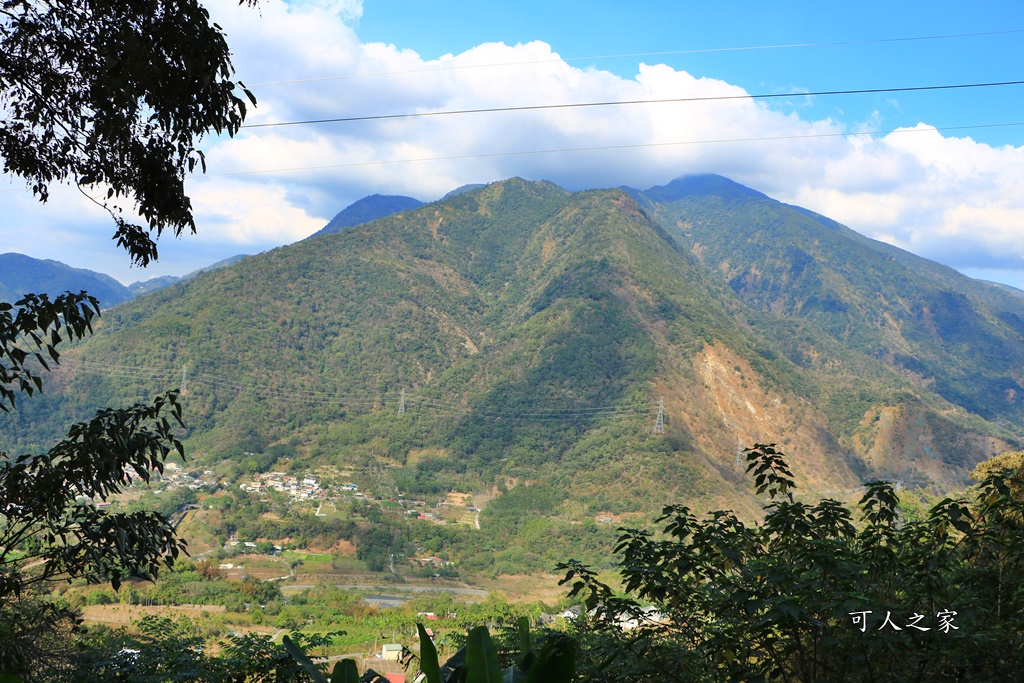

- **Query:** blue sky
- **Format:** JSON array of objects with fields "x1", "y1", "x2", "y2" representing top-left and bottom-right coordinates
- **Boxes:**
[
  {"x1": 355, "y1": 0, "x2": 1024, "y2": 140},
  {"x1": 357, "y1": 0, "x2": 1023, "y2": 149},
  {"x1": 2, "y1": 0, "x2": 1023, "y2": 288}
]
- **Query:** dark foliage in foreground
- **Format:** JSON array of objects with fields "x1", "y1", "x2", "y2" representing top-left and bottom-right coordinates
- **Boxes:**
[
  {"x1": 1, "y1": 0, "x2": 256, "y2": 266},
  {"x1": 0, "y1": 293, "x2": 186, "y2": 680},
  {"x1": 560, "y1": 444, "x2": 1024, "y2": 682}
]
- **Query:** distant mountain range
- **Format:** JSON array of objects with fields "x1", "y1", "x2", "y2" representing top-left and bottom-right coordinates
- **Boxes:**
[
  {"x1": 5, "y1": 175, "x2": 1024, "y2": 521},
  {"x1": 0, "y1": 253, "x2": 250, "y2": 307},
  {"x1": 3, "y1": 194, "x2": 453, "y2": 305},
  {"x1": 0, "y1": 252, "x2": 137, "y2": 307},
  {"x1": 127, "y1": 254, "x2": 252, "y2": 297}
]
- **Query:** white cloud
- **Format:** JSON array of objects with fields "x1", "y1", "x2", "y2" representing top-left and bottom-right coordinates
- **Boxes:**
[
  {"x1": 286, "y1": 0, "x2": 362, "y2": 23},
  {"x1": 782, "y1": 126, "x2": 1024, "y2": 268},
  {"x1": 187, "y1": 177, "x2": 326, "y2": 244}
]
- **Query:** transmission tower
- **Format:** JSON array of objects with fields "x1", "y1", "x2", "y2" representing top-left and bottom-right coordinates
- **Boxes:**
[
  {"x1": 398, "y1": 388, "x2": 406, "y2": 414},
  {"x1": 653, "y1": 397, "x2": 665, "y2": 434},
  {"x1": 180, "y1": 365, "x2": 188, "y2": 395}
]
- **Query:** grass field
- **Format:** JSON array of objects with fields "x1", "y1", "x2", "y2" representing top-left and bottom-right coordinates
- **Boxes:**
[
  {"x1": 283, "y1": 550, "x2": 335, "y2": 574},
  {"x1": 317, "y1": 502, "x2": 349, "y2": 520},
  {"x1": 473, "y1": 574, "x2": 568, "y2": 604},
  {"x1": 81, "y1": 603, "x2": 229, "y2": 627},
  {"x1": 328, "y1": 555, "x2": 367, "y2": 573}
]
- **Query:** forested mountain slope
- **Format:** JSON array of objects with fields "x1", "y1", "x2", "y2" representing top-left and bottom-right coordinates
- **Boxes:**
[
  {"x1": 631, "y1": 174, "x2": 1024, "y2": 484},
  {"x1": 3, "y1": 177, "x2": 1019, "y2": 522}
]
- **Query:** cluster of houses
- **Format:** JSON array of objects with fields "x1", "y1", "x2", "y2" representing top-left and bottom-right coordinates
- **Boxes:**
[
  {"x1": 555, "y1": 604, "x2": 668, "y2": 631},
  {"x1": 238, "y1": 471, "x2": 322, "y2": 501},
  {"x1": 155, "y1": 462, "x2": 218, "y2": 491}
]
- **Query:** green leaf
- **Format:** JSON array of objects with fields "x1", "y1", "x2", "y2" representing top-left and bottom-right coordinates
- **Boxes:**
[
  {"x1": 330, "y1": 659, "x2": 360, "y2": 683},
  {"x1": 417, "y1": 622, "x2": 442, "y2": 683},
  {"x1": 464, "y1": 626, "x2": 502, "y2": 683},
  {"x1": 516, "y1": 615, "x2": 532, "y2": 666},
  {"x1": 502, "y1": 665, "x2": 527, "y2": 683},
  {"x1": 523, "y1": 633, "x2": 577, "y2": 683},
  {"x1": 282, "y1": 634, "x2": 329, "y2": 683}
]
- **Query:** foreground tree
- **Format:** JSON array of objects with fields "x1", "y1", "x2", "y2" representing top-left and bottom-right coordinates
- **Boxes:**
[
  {"x1": 0, "y1": 293, "x2": 186, "y2": 679},
  {"x1": 1, "y1": 2, "x2": 257, "y2": 679},
  {"x1": 1, "y1": 0, "x2": 256, "y2": 266},
  {"x1": 559, "y1": 444, "x2": 1024, "y2": 682},
  {"x1": 76, "y1": 616, "x2": 336, "y2": 683}
]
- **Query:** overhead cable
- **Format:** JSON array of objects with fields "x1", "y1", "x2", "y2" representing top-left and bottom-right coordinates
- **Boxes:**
[
  {"x1": 60, "y1": 358, "x2": 654, "y2": 421},
  {"x1": 240, "y1": 79, "x2": 1024, "y2": 129}
]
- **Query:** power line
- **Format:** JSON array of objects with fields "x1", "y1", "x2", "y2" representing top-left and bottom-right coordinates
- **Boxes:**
[
  {"x1": 240, "y1": 79, "x2": 1024, "y2": 129},
  {"x1": 212, "y1": 121, "x2": 1024, "y2": 178},
  {"x1": 404, "y1": 396, "x2": 651, "y2": 419},
  {"x1": 62, "y1": 358, "x2": 656, "y2": 422},
  {"x1": 3, "y1": 82, "x2": 1020, "y2": 192},
  {"x1": 408, "y1": 395, "x2": 643, "y2": 413},
  {"x1": 249, "y1": 28, "x2": 1024, "y2": 87}
]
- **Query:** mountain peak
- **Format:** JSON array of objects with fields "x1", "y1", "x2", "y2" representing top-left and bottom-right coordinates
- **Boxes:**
[
  {"x1": 314, "y1": 193, "x2": 424, "y2": 237},
  {"x1": 442, "y1": 183, "x2": 488, "y2": 199},
  {"x1": 641, "y1": 174, "x2": 769, "y2": 203}
]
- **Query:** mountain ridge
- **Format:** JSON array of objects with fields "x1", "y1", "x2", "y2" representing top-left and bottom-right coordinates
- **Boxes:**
[
  {"x1": 1, "y1": 193, "x2": 427, "y2": 306},
  {"x1": 3, "y1": 175, "x2": 1021, "y2": 519},
  {"x1": 0, "y1": 252, "x2": 134, "y2": 307},
  {"x1": 634, "y1": 175, "x2": 1024, "y2": 422}
]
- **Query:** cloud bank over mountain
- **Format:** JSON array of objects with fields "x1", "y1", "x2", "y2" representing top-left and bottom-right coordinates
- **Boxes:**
[{"x1": 1, "y1": 0, "x2": 1022, "y2": 286}]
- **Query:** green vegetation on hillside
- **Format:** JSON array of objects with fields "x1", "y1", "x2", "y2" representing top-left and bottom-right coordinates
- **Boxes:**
[{"x1": 4, "y1": 175, "x2": 1024, "y2": 578}]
